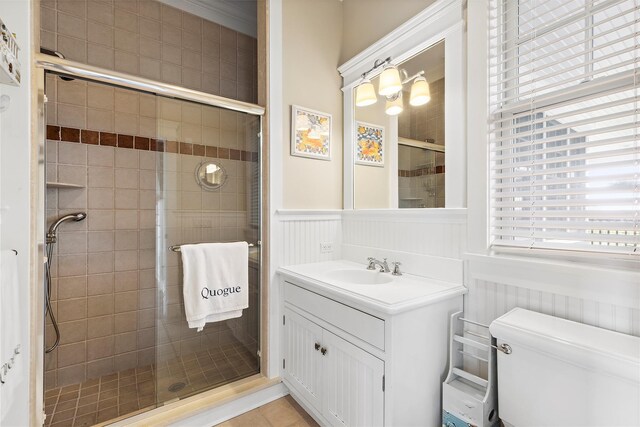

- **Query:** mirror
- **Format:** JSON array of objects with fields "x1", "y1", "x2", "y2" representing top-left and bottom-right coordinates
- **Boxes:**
[
  {"x1": 340, "y1": 0, "x2": 465, "y2": 209},
  {"x1": 353, "y1": 41, "x2": 445, "y2": 209},
  {"x1": 195, "y1": 161, "x2": 228, "y2": 190}
]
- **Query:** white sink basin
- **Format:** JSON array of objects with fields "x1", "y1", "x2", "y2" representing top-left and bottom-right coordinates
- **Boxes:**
[{"x1": 324, "y1": 269, "x2": 394, "y2": 285}]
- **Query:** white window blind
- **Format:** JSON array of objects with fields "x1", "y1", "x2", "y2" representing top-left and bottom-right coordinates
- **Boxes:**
[{"x1": 488, "y1": 0, "x2": 640, "y2": 256}]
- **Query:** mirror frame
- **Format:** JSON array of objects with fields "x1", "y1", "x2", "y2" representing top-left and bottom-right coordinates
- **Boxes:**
[
  {"x1": 338, "y1": 0, "x2": 465, "y2": 210},
  {"x1": 195, "y1": 160, "x2": 228, "y2": 191}
]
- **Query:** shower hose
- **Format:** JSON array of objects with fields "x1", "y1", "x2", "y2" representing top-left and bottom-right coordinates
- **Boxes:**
[{"x1": 44, "y1": 240, "x2": 60, "y2": 353}]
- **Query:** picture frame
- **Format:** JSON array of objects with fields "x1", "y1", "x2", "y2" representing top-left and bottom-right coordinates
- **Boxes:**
[
  {"x1": 355, "y1": 121, "x2": 385, "y2": 166},
  {"x1": 291, "y1": 105, "x2": 332, "y2": 160}
]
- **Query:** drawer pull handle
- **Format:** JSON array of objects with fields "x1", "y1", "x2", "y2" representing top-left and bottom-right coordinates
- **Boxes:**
[
  {"x1": 314, "y1": 343, "x2": 320, "y2": 351},
  {"x1": 320, "y1": 347, "x2": 327, "y2": 356}
]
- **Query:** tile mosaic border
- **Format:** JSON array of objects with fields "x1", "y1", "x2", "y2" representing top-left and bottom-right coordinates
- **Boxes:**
[
  {"x1": 47, "y1": 125, "x2": 259, "y2": 162},
  {"x1": 399, "y1": 165, "x2": 445, "y2": 177}
]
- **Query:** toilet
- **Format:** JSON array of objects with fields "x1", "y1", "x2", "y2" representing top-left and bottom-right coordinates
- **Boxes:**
[{"x1": 490, "y1": 308, "x2": 640, "y2": 427}]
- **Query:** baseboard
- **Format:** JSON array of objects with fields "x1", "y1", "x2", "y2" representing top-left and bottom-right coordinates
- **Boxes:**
[{"x1": 169, "y1": 381, "x2": 289, "y2": 426}]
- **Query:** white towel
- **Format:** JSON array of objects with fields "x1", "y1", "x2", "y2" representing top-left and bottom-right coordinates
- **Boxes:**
[
  {"x1": 181, "y1": 242, "x2": 249, "y2": 331},
  {"x1": 0, "y1": 250, "x2": 21, "y2": 423}
]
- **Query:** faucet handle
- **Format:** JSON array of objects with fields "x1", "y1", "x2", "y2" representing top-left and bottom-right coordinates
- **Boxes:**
[
  {"x1": 391, "y1": 261, "x2": 402, "y2": 276},
  {"x1": 366, "y1": 257, "x2": 376, "y2": 270}
]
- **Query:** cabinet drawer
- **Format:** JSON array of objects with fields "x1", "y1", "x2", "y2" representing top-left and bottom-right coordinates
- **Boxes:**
[{"x1": 284, "y1": 281, "x2": 385, "y2": 350}]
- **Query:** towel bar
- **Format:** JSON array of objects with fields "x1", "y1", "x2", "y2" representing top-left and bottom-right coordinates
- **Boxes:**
[{"x1": 169, "y1": 241, "x2": 260, "y2": 252}]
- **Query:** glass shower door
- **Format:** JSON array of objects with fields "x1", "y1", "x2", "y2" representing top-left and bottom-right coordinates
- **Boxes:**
[{"x1": 154, "y1": 96, "x2": 261, "y2": 403}]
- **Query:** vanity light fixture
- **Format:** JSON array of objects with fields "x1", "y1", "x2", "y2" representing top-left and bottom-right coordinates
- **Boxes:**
[
  {"x1": 385, "y1": 92, "x2": 404, "y2": 116},
  {"x1": 409, "y1": 76, "x2": 430, "y2": 106},
  {"x1": 378, "y1": 65, "x2": 403, "y2": 96},
  {"x1": 355, "y1": 78, "x2": 377, "y2": 107},
  {"x1": 354, "y1": 57, "x2": 430, "y2": 115}
]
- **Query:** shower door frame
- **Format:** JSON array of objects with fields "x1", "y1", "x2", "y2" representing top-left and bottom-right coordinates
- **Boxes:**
[{"x1": 33, "y1": 53, "x2": 270, "y2": 424}]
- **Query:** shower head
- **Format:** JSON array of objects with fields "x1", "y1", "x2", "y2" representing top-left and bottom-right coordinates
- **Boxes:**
[
  {"x1": 73, "y1": 212, "x2": 87, "y2": 221},
  {"x1": 47, "y1": 212, "x2": 87, "y2": 243}
]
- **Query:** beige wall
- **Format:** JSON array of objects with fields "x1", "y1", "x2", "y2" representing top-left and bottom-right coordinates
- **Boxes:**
[
  {"x1": 340, "y1": 0, "x2": 437, "y2": 64},
  {"x1": 280, "y1": 0, "x2": 437, "y2": 209},
  {"x1": 282, "y1": 0, "x2": 344, "y2": 209}
]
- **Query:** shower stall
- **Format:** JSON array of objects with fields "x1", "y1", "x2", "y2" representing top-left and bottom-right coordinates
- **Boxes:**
[{"x1": 38, "y1": 50, "x2": 263, "y2": 425}]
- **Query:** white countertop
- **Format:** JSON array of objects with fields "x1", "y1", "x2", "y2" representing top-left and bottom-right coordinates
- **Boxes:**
[{"x1": 278, "y1": 260, "x2": 467, "y2": 315}]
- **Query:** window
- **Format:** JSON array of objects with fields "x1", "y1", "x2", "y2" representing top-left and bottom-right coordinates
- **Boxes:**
[{"x1": 488, "y1": 0, "x2": 639, "y2": 256}]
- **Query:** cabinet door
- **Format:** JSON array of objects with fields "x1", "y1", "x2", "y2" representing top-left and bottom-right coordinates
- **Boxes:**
[
  {"x1": 283, "y1": 307, "x2": 324, "y2": 411},
  {"x1": 322, "y1": 330, "x2": 385, "y2": 427}
]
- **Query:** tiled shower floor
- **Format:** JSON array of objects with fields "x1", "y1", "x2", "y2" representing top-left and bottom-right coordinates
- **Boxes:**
[{"x1": 44, "y1": 341, "x2": 259, "y2": 427}]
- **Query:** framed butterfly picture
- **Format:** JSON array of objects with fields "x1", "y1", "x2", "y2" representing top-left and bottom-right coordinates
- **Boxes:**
[
  {"x1": 291, "y1": 105, "x2": 332, "y2": 160},
  {"x1": 355, "y1": 121, "x2": 384, "y2": 166}
]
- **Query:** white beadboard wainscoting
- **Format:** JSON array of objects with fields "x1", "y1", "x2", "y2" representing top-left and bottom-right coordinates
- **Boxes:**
[
  {"x1": 342, "y1": 209, "x2": 468, "y2": 260},
  {"x1": 275, "y1": 209, "x2": 467, "y2": 283},
  {"x1": 341, "y1": 209, "x2": 467, "y2": 283},
  {"x1": 464, "y1": 254, "x2": 640, "y2": 337},
  {"x1": 274, "y1": 210, "x2": 343, "y2": 266},
  {"x1": 273, "y1": 209, "x2": 639, "y2": 338},
  {"x1": 461, "y1": 254, "x2": 640, "y2": 378}
]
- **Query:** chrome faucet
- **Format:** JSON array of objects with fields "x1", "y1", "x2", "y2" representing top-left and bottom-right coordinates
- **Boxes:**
[{"x1": 367, "y1": 257, "x2": 391, "y2": 273}]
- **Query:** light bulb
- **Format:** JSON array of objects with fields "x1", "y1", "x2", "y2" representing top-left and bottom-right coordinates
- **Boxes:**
[
  {"x1": 385, "y1": 94, "x2": 403, "y2": 116},
  {"x1": 378, "y1": 65, "x2": 402, "y2": 97},
  {"x1": 355, "y1": 79, "x2": 377, "y2": 107},
  {"x1": 409, "y1": 76, "x2": 430, "y2": 106}
]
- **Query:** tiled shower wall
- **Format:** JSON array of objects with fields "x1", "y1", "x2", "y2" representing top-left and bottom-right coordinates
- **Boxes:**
[
  {"x1": 41, "y1": 0, "x2": 261, "y2": 393},
  {"x1": 45, "y1": 141, "x2": 158, "y2": 389},
  {"x1": 45, "y1": 75, "x2": 256, "y2": 152},
  {"x1": 398, "y1": 146, "x2": 445, "y2": 208},
  {"x1": 398, "y1": 78, "x2": 445, "y2": 146},
  {"x1": 45, "y1": 137, "x2": 258, "y2": 389},
  {"x1": 397, "y1": 78, "x2": 445, "y2": 208},
  {"x1": 44, "y1": 88, "x2": 260, "y2": 389},
  {"x1": 40, "y1": 0, "x2": 257, "y2": 102}
]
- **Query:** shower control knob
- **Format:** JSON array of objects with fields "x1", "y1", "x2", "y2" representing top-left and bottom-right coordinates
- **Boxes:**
[
  {"x1": 320, "y1": 347, "x2": 327, "y2": 356},
  {"x1": 314, "y1": 343, "x2": 320, "y2": 351}
]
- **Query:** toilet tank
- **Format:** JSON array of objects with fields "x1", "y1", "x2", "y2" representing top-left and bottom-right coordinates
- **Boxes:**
[{"x1": 490, "y1": 308, "x2": 640, "y2": 427}]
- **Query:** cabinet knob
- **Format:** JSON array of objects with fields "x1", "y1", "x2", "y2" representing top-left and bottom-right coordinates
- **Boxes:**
[
  {"x1": 314, "y1": 343, "x2": 320, "y2": 351},
  {"x1": 320, "y1": 347, "x2": 327, "y2": 356}
]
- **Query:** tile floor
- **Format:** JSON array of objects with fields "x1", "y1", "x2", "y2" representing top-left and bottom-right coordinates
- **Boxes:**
[
  {"x1": 215, "y1": 396, "x2": 319, "y2": 427},
  {"x1": 44, "y1": 341, "x2": 259, "y2": 427}
]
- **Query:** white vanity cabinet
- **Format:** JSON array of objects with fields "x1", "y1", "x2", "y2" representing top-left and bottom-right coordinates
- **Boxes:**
[
  {"x1": 283, "y1": 307, "x2": 385, "y2": 426},
  {"x1": 279, "y1": 264, "x2": 465, "y2": 427}
]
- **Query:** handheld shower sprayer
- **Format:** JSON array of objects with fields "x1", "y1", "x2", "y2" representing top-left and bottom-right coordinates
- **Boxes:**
[
  {"x1": 45, "y1": 212, "x2": 87, "y2": 353},
  {"x1": 46, "y1": 212, "x2": 87, "y2": 244}
]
